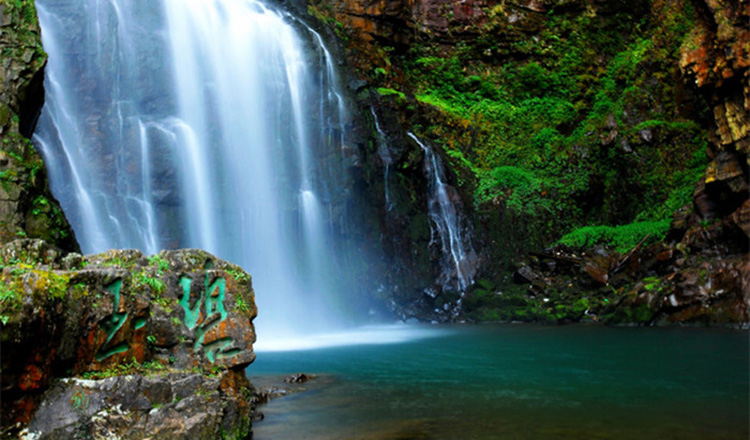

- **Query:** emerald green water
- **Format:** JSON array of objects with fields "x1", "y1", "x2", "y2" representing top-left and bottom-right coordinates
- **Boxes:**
[{"x1": 248, "y1": 325, "x2": 749, "y2": 439}]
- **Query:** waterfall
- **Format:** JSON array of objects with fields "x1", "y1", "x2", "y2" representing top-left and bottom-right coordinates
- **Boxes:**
[
  {"x1": 408, "y1": 133, "x2": 476, "y2": 293},
  {"x1": 33, "y1": 0, "x2": 354, "y2": 338},
  {"x1": 370, "y1": 107, "x2": 393, "y2": 211}
]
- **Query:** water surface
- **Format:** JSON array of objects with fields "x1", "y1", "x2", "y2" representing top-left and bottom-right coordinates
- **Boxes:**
[{"x1": 249, "y1": 324, "x2": 749, "y2": 439}]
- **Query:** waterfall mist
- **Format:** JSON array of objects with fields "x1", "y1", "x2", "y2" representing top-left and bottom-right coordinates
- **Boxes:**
[{"x1": 33, "y1": 0, "x2": 361, "y2": 339}]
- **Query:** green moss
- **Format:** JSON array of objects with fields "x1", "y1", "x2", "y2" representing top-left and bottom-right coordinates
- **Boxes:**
[
  {"x1": 558, "y1": 219, "x2": 671, "y2": 252},
  {"x1": 225, "y1": 267, "x2": 250, "y2": 283},
  {"x1": 0, "y1": 267, "x2": 71, "y2": 321},
  {"x1": 80, "y1": 358, "x2": 168, "y2": 380},
  {"x1": 387, "y1": 1, "x2": 707, "y2": 246},
  {"x1": 220, "y1": 416, "x2": 252, "y2": 440},
  {"x1": 376, "y1": 87, "x2": 405, "y2": 99},
  {"x1": 603, "y1": 303, "x2": 655, "y2": 324}
]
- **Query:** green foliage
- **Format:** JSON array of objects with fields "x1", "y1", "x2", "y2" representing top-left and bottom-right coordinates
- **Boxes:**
[
  {"x1": 99, "y1": 256, "x2": 136, "y2": 270},
  {"x1": 225, "y1": 267, "x2": 250, "y2": 283},
  {"x1": 397, "y1": 4, "x2": 707, "y2": 244},
  {"x1": 80, "y1": 358, "x2": 167, "y2": 380},
  {"x1": 235, "y1": 296, "x2": 250, "y2": 313},
  {"x1": 5, "y1": 0, "x2": 38, "y2": 26},
  {"x1": 376, "y1": 87, "x2": 405, "y2": 99},
  {"x1": 476, "y1": 166, "x2": 554, "y2": 216},
  {"x1": 558, "y1": 219, "x2": 672, "y2": 252},
  {"x1": 31, "y1": 195, "x2": 49, "y2": 216},
  {"x1": 0, "y1": 267, "x2": 71, "y2": 320},
  {"x1": 147, "y1": 254, "x2": 170, "y2": 276},
  {"x1": 134, "y1": 271, "x2": 166, "y2": 294}
]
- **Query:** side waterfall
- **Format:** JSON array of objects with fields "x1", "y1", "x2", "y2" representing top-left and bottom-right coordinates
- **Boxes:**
[
  {"x1": 408, "y1": 133, "x2": 477, "y2": 293},
  {"x1": 370, "y1": 107, "x2": 393, "y2": 212},
  {"x1": 33, "y1": 0, "x2": 354, "y2": 337}
]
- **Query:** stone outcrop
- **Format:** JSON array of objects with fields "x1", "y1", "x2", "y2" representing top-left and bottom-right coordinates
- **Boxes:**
[
  {"x1": 0, "y1": 239, "x2": 258, "y2": 438},
  {"x1": 0, "y1": 1, "x2": 78, "y2": 252}
]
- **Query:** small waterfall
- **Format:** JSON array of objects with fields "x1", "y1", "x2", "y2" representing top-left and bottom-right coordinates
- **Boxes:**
[
  {"x1": 370, "y1": 107, "x2": 393, "y2": 211},
  {"x1": 33, "y1": 0, "x2": 355, "y2": 338},
  {"x1": 408, "y1": 133, "x2": 476, "y2": 292}
]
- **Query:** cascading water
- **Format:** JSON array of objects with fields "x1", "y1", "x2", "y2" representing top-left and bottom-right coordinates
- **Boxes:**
[
  {"x1": 408, "y1": 133, "x2": 477, "y2": 293},
  {"x1": 370, "y1": 107, "x2": 393, "y2": 212},
  {"x1": 33, "y1": 0, "x2": 356, "y2": 338}
]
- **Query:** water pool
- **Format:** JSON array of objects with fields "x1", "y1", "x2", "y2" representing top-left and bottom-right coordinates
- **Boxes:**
[{"x1": 249, "y1": 324, "x2": 749, "y2": 439}]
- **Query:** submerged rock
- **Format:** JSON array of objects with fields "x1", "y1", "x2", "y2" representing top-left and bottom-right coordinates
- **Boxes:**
[
  {"x1": 0, "y1": 239, "x2": 258, "y2": 438},
  {"x1": 284, "y1": 373, "x2": 313, "y2": 384}
]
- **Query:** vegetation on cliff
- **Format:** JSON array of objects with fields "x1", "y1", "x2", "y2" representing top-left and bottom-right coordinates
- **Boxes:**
[
  {"x1": 362, "y1": 0, "x2": 708, "y2": 246},
  {"x1": 311, "y1": 0, "x2": 748, "y2": 323},
  {"x1": 0, "y1": 0, "x2": 78, "y2": 251}
]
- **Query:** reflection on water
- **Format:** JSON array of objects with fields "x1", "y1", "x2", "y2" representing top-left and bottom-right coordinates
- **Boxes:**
[{"x1": 249, "y1": 324, "x2": 749, "y2": 440}]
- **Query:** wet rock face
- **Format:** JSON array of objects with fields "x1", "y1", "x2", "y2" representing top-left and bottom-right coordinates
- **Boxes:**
[
  {"x1": 0, "y1": 2, "x2": 78, "y2": 252},
  {"x1": 0, "y1": 239, "x2": 257, "y2": 435}
]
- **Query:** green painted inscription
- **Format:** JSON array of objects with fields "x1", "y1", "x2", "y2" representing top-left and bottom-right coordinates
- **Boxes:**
[
  {"x1": 95, "y1": 279, "x2": 129, "y2": 361},
  {"x1": 178, "y1": 273, "x2": 239, "y2": 363}
]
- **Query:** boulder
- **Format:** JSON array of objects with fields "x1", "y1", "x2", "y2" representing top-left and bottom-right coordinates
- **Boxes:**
[
  {"x1": 24, "y1": 371, "x2": 253, "y2": 440},
  {"x1": 0, "y1": 239, "x2": 257, "y2": 437}
]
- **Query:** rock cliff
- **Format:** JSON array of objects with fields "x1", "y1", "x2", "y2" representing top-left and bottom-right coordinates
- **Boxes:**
[
  {"x1": 309, "y1": 0, "x2": 749, "y2": 324},
  {"x1": 0, "y1": 1, "x2": 77, "y2": 252},
  {"x1": 679, "y1": 0, "x2": 749, "y2": 237}
]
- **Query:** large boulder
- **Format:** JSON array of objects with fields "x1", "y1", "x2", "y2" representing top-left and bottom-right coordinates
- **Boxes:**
[{"x1": 0, "y1": 239, "x2": 257, "y2": 438}]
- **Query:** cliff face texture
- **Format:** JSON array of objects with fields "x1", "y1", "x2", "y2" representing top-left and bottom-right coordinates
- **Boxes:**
[
  {"x1": 310, "y1": 0, "x2": 749, "y2": 323},
  {"x1": 679, "y1": 0, "x2": 749, "y2": 235},
  {"x1": 0, "y1": 240, "x2": 258, "y2": 439},
  {"x1": 0, "y1": 1, "x2": 77, "y2": 252}
]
